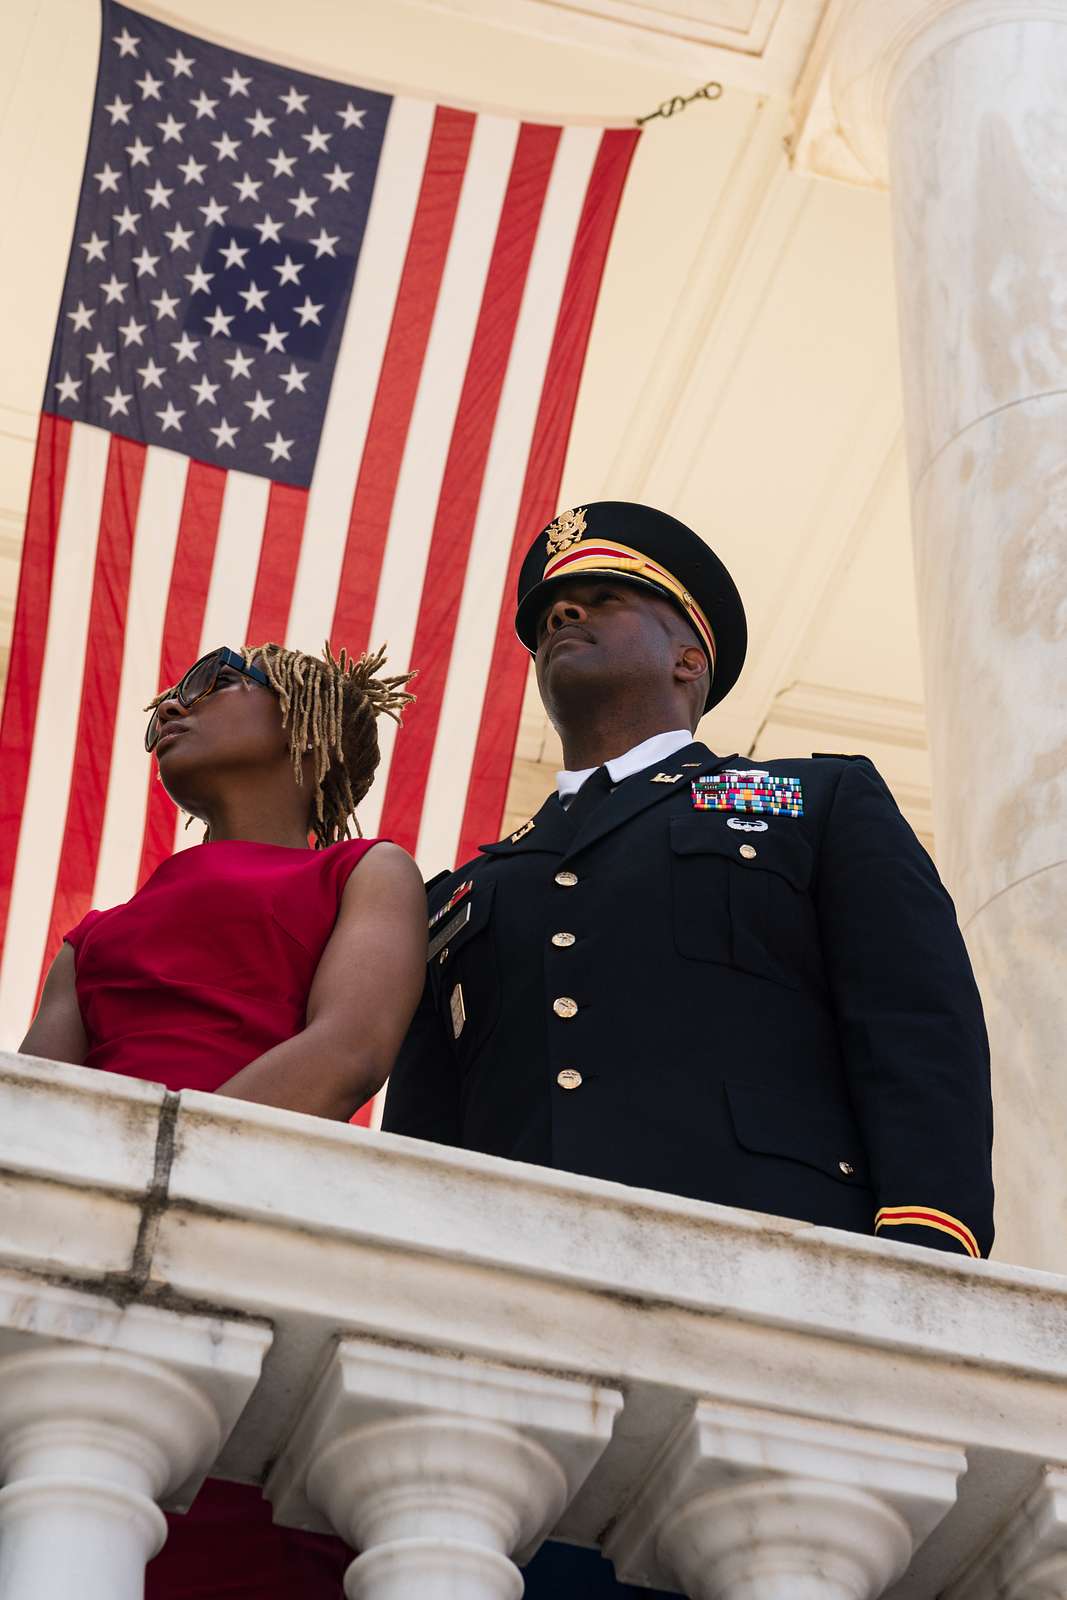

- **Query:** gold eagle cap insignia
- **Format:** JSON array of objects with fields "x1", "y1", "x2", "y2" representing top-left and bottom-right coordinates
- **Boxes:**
[{"x1": 545, "y1": 506, "x2": 587, "y2": 556}]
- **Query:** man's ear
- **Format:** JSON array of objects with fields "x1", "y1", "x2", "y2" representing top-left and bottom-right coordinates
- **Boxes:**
[{"x1": 675, "y1": 645, "x2": 709, "y2": 684}]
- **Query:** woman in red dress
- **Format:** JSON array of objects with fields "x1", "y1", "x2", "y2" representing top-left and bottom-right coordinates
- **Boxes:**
[{"x1": 21, "y1": 639, "x2": 427, "y2": 1598}]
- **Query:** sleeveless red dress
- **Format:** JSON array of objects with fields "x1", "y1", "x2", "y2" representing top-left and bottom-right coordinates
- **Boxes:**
[{"x1": 65, "y1": 837, "x2": 384, "y2": 1598}]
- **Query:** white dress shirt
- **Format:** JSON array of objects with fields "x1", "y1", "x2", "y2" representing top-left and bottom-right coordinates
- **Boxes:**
[{"x1": 555, "y1": 728, "x2": 695, "y2": 807}]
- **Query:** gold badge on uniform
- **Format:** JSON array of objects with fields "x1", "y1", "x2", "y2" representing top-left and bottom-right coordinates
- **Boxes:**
[
  {"x1": 545, "y1": 506, "x2": 587, "y2": 556},
  {"x1": 450, "y1": 983, "x2": 466, "y2": 1040},
  {"x1": 651, "y1": 772, "x2": 683, "y2": 783},
  {"x1": 510, "y1": 819, "x2": 535, "y2": 843}
]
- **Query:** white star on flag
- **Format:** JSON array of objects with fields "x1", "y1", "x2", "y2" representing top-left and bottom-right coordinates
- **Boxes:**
[
  {"x1": 184, "y1": 264, "x2": 213, "y2": 294},
  {"x1": 114, "y1": 205, "x2": 141, "y2": 235},
  {"x1": 95, "y1": 164, "x2": 121, "y2": 192},
  {"x1": 87, "y1": 343, "x2": 114, "y2": 373},
  {"x1": 178, "y1": 156, "x2": 206, "y2": 184},
  {"x1": 190, "y1": 90, "x2": 218, "y2": 119},
  {"x1": 166, "y1": 48, "x2": 195, "y2": 76},
  {"x1": 145, "y1": 179, "x2": 173, "y2": 208},
  {"x1": 157, "y1": 114, "x2": 185, "y2": 143},
  {"x1": 156, "y1": 401, "x2": 185, "y2": 431},
  {"x1": 136, "y1": 70, "x2": 163, "y2": 100},
  {"x1": 54, "y1": 372, "x2": 81, "y2": 402},
  {"x1": 171, "y1": 333, "x2": 200, "y2": 363},
  {"x1": 223, "y1": 69, "x2": 252, "y2": 96},
  {"x1": 132, "y1": 247, "x2": 159, "y2": 277},
  {"x1": 218, "y1": 237, "x2": 249, "y2": 269},
  {"x1": 105, "y1": 95, "x2": 132, "y2": 124},
  {"x1": 80, "y1": 232, "x2": 108, "y2": 261},
  {"x1": 309, "y1": 229, "x2": 339, "y2": 257},
  {"x1": 151, "y1": 289, "x2": 180, "y2": 319},
  {"x1": 288, "y1": 187, "x2": 317, "y2": 217},
  {"x1": 137, "y1": 357, "x2": 166, "y2": 388},
  {"x1": 210, "y1": 417, "x2": 239, "y2": 447},
  {"x1": 258, "y1": 322, "x2": 288, "y2": 352},
  {"x1": 279, "y1": 86, "x2": 308, "y2": 114},
  {"x1": 295, "y1": 296, "x2": 323, "y2": 326},
  {"x1": 211, "y1": 132, "x2": 241, "y2": 162},
  {"x1": 113, "y1": 27, "x2": 140, "y2": 56},
  {"x1": 165, "y1": 222, "x2": 194, "y2": 251},
  {"x1": 279, "y1": 362, "x2": 308, "y2": 392},
  {"x1": 244, "y1": 390, "x2": 274, "y2": 420},
  {"x1": 246, "y1": 109, "x2": 274, "y2": 137},
  {"x1": 119, "y1": 317, "x2": 147, "y2": 346},
  {"x1": 198, "y1": 197, "x2": 228, "y2": 225},
  {"x1": 224, "y1": 349, "x2": 254, "y2": 379},
  {"x1": 67, "y1": 302, "x2": 94, "y2": 332},
  {"x1": 126, "y1": 136, "x2": 153, "y2": 167},
  {"x1": 232, "y1": 172, "x2": 262, "y2": 202},
  {"x1": 104, "y1": 387, "x2": 132, "y2": 417},
  {"x1": 338, "y1": 101, "x2": 365, "y2": 128},
  {"x1": 323, "y1": 164, "x2": 352, "y2": 193},
  {"x1": 191, "y1": 374, "x2": 220, "y2": 404},
  {"x1": 301, "y1": 125, "x2": 331, "y2": 154},
  {"x1": 265, "y1": 432, "x2": 293, "y2": 461},
  {"x1": 266, "y1": 149, "x2": 297, "y2": 178},
  {"x1": 205, "y1": 305, "x2": 235, "y2": 336},
  {"x1": 100, "y1": 273, "x2": 127, "y2": 304},
  {"x1": 254, "y1": 212, "x2": 283, "y2": 243},
  {"x1": 239, "y1": 280, "x2": 269, "y2": 312},
  {"x1": 273, "y1": 254, "x2": 302, "y2": 285}
]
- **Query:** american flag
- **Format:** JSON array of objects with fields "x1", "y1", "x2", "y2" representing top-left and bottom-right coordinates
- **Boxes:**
[{"x1": 0, "y1": 1, "x2": 639, "y2": 1046}]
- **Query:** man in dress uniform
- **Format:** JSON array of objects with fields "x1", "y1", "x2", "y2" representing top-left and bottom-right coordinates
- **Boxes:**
[{"x1": 383, "y1": 501, "x2": 994, "y2": 1597}]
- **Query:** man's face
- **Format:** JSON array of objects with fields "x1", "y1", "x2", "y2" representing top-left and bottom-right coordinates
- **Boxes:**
[{"x1": 534, "y1": 578, "x2": 693, "y2": 721}]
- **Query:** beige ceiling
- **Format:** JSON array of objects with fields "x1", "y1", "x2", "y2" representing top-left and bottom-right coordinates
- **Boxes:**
[{"x1": 0, "y1": 0, "x2": 932, "y2": 853}]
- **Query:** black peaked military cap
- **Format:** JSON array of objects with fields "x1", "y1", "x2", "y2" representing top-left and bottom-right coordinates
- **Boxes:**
[{"x1": 514, "y1": 500, "x2": 747, "y2": 712}]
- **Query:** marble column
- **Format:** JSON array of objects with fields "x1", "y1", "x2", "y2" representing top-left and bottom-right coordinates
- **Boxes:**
[
  {"x1": 267, "y1": 1338, "x2": 623, "y2": 1600},
  {"x1": 0, "y1": 1347, "x2": 221, "y2": 1600},
  {"x1": 826, "y1": 0, "x2": 1067, "y2": 1272},
  {"x1": 946, "y1": 1468, "x2": 1067, "y2": 1600},
  {"x1": 604, "y1": 1401, "x2": 963, "y2": 1600}
]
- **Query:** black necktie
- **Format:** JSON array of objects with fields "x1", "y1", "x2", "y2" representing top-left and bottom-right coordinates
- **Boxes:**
[{"x1": 564, "y1": 764, "x2": 613, "y2": 831}]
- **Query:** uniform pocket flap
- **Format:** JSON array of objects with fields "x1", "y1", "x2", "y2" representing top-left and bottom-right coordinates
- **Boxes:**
[
  {"x1": 725, "y1": 1080, "x2": 868, "y2": 1186},
  {"x1": 670, "y1": 817, "x2": 812, "y2": 890}
]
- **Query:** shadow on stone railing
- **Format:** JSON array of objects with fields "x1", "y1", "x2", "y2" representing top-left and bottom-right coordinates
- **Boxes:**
[{"x1": 1, "y1": 1050, "x2": 1066, "y2": 1599}]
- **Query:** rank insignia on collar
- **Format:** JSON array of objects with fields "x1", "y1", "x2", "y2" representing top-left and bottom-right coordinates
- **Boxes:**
[
  {"x1": 692, "y1": 772, "x2": 803, "y2": 817},
  {"x1": 428, "y1": 880, "x2": 473, "y2": 930},
  {"x1": 651, "y1": 772, "x2": 683, "y2": 784},
  {"x1": 510, "y1": 819, "x2": 535, "y2": 843},
  {"x1": 545, "y1": 505, "x2": 587, "y2": 556}
]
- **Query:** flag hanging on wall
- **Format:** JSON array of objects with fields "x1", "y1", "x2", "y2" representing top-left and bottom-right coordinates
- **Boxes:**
[{"x1": 0, "y1": 0, "x2": 640, "y2": 1046}]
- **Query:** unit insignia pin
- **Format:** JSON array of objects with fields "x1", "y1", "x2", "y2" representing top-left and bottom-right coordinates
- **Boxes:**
[
  {"x1": 651, "y1": 772, "x2": 683, "y2": 784},
  {"x1": 510, "y1": 819, "x2": 535, "y2": 843}
]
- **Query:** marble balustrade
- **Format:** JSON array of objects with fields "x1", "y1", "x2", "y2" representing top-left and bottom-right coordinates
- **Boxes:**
[{"x1": 1, "y1": 1050, "x2": 1067, "y2": 1599}]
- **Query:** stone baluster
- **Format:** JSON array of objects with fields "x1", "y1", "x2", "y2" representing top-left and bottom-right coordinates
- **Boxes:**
[
  {"x1": 0, "y1": 1277, "x2": 271, "y2": 1600},
  {"x1": 605, "y1": 1400, "x2": 964, "y2": 1600},
  {"x1": 268, "y1": 1337, "x2": 623, "y2": 1600},
  {"x1": 946, "y1": 1467, "x2": 1067, "y2": 1600}
]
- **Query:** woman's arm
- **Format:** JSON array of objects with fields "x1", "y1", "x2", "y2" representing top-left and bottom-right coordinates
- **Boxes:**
[
  {"x1": 20, "y1": 944, "x2": 89, "y2": 1064},
  {"x1": 216, "y1": 843, "x2": 427, "y2": 1120}
]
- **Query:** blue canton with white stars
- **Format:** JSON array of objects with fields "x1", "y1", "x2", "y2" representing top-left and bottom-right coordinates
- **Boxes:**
[{"x1": 47, "y1": 1, "x2": 390, "y2": 487}]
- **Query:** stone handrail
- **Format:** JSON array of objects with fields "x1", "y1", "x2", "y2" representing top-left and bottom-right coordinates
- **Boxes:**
[{"x1": 1, "y1": 1049, "x2": 1066, "y2": 1598}]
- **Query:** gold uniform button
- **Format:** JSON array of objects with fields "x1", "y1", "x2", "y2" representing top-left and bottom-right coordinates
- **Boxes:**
[
  {"x1": 739, "y1": 844, "x2": 758, "y2": 860},
  {"x1": 555, "y1": 870, "x2": 578, "y2": 888},
  {"x1": 551, "y1": 931, "x2": 576, "y2": 947},
  {"x1": 553, "y1": 996, "x2": 578, "y2": 1018},
  {"x1": 838, "y1": 1160, "x2": 855, "y2": 1177},
  {"x1": 557, "y1": 1069, "x2": 583, "y2": 1090}
]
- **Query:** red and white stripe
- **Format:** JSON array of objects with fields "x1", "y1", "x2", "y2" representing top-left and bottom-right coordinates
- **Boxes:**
[{"x1": 0, "y1": 93, "x2": 638, "y2": 1050}]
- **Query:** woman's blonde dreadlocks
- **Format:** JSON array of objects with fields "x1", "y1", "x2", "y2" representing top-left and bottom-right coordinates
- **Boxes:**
[{"x1": 240, "y1": 641, "x2": 415, "y2": 847}]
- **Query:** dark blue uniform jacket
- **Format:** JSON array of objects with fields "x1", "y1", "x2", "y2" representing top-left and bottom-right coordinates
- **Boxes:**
[{"x1": 384, "y1": 743, "x2": 994, "y2": 1260}]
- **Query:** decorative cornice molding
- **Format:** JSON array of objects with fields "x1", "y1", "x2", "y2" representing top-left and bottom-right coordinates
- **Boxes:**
[
  {"x1": 762, "y1": 680, "x2": 927, "y2": 749},
  {"x1": 791, "y1": 0, "x2": 1067, "y2": 185}
]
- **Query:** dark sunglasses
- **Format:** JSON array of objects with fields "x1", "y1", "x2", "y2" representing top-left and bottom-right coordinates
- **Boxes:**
[{"x1": 145, "y1": 647, "x2": 271, "y2": 752}]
